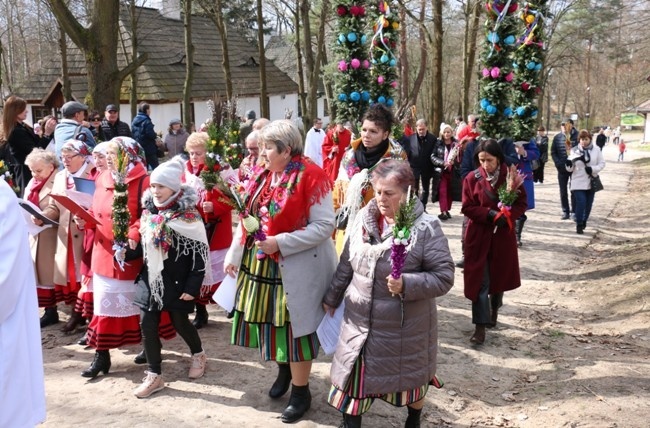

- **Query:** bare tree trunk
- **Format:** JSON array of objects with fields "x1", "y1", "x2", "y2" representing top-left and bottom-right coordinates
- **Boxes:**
[
  {"x1": 462, "y1": 0, "x2": 481, "y2": 117},
  {"x1": 293, "y1": 2, "x2": 306, "y2": 122},
  {"x1": 4, "y1": 1, "x2": 14, "y2": 89},
  {"x1": 215, "y1": 0, "x2": 233, "y2": 100},
  {"x1": 398, "y1": 6, "x2": 408, "y2": 112},
  {"x1": 300, "y1": 0, "x2": 328, "y2": 126},
  {"x1": 182, "y1": 0, "x2": 194, "y2": 127},
  {"x1": 431, "y1": 0, "x2": 443, "y2": 131},
  {"x1": 46, "y1": 0, "x2": 147, "y2": 110},
  {"x1": 59, "y1": 25, "x2": 72, "y2": 101},
  {"x1": 128, "y1": 0, "x2": 139, "y2": 119},
  {"x1": 256, "y1": 0, "x2": 268, "y2": 118}
]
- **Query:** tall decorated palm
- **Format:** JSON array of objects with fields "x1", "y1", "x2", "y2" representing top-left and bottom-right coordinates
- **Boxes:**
[
  {"x1": 332, "y1": 1, "x2": 371, "y2": 125},
  {"x1": 478, "y1": 1, "x2": 520, "y2": 139},
  {"x1": 368, "y1": 1, "x2": 400, "y2": 109},
  {"x1": 511, "y1": 1, "x2": 549, "y2": 141}
]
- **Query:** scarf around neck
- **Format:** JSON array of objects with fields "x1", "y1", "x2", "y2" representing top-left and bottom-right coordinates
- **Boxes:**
[
  {"x1": 140, "y1": 185, "x2": 212, "y2": 307},
  {"x1": 27, "y1": 169, "x2": 55, "y2": 205},
  {"x1": 240, "y1": 155, "x2": 332, "y2": 253},
  {"x1": 354, "y1": 138, "x2": 390, "y2": 170}
]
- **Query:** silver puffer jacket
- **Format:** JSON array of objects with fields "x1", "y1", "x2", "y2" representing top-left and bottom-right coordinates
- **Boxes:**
[{"x1": 323, "y1": 199, "x2": 455, "y2": 395}]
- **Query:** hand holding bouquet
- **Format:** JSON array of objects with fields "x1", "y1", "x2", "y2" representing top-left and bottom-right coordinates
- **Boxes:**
[
  {"x1": 389, "y1": 187, "x2": 418, "y2": 295},
  {"x1": 493, "y1": 164, "x2": 524, "y2": 234}
]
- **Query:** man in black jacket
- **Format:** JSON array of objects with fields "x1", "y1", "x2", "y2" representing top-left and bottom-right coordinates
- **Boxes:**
[
  {"x1": 404, "y1": 119, "x2": 436, "y2": 206},
  {"x1": 99, "y1": 104, "x2": 131, "y2": 142},
  {"x1": 551, "y1": 120, "x2": 578, "y2": 219}
]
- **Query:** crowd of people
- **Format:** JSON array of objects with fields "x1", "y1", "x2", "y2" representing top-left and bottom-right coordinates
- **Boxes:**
[{"x1": 1, "y1": 94, "x2": 612, "y2": 427}]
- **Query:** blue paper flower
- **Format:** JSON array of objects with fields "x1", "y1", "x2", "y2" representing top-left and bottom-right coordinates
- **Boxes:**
[
  {"x1": 503, "y1": 35, "x2": 516, "y2": 45},
  {"x1": 488, "y1": 32, "x2": 500, "y2": 43},
  {"x1": 389, "y1": 59, "x2": 397, "y2": 67},
  {"x1": 480, "y1": 98, "x2": 490, "y2": 109},
  {"x1": 378, "y1": 96, "x2": 386, "y2": 104},
  {"x1": 338, "y1": 93, "x2": 348, "y2": 102},
  {"x1": 516, "y1": 106, "x2": 526, "y2": 116},
  {"x1": 380, "y1": 54, "x2": 389, "y2": 64},
  {"x1": 347, "y1": 33, "x2": 357, "y2": 43},
  {"x1": 338, "y1": 34, "x2": 346, "y2": 43},
  {"x1": 386, "y1": 98, "x2": 394, "y2": 107},
  {"x1": 361, "y1": 91, "x2": 370, "y2": 101},
  {"x1": 504, "y1": 107, "x2": 513, "y2": 117},
  {"x1": 526, "y1": 61, "x2": 536, "y2": 70},
  {"x1": 487, "y1": 105, "x2": 497, "y2": 115},
  {"x1": 535, "y1": 63, "x2": 542, "y2": 71},
  {"x1": 350, "y1": 91, "x2": 361, "y2": 102},
  {"x1": 361, "y1": 35, "x2": 367, "y2": 44}
]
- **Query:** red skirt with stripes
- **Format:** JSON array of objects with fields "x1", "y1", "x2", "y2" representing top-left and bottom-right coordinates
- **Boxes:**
[{"x1": 86, "y1": 312, "x2": 176, "y2": 350}]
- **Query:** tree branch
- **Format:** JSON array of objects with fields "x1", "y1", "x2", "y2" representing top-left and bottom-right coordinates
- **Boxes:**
[
  {"x1": 45, "y1": 0, "x2": 90, "y2": 50},
  {"x1": 117, "y1": 53, "x2": 148, "y2": 82}
]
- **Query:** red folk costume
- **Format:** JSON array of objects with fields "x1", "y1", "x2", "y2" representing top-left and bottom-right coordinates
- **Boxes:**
[
  {"x1": 461, "y1": 162, "x2": 527, "y2": 302},
  {"x1": 182, "y1": 160, "x2": 233, "y2": 304},
  {"x1": 322, "y1": 127, "x2": 352, "y2": 182},
  {"x1": 86, "y1": 161, "x2": 174, "y2": 350},
  {"x1": 42, "y1": 160, "x2": 94, "y2": 305}
]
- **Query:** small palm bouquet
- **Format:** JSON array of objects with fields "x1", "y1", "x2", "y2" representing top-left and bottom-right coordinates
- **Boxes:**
[
  {"x1": 494, "y1": 164, "x2": 525, "y2": 233},
  {"x1": 112, "y1": 147, "x2": 131, "y2": 269},
  {"x1": 390, "y1": 187, "x2": 418, "y2": 281},
  {"x1": 215, "y1": 177, "x2": 268, "y2": 260},
  {"x1": 0, "y1": 159, "x2": 20, "y2": 195}
]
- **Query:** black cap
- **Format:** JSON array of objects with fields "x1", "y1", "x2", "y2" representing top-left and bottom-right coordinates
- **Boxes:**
[{"x1": 105, "y1": 104, "x2": 118, "y2": 112}]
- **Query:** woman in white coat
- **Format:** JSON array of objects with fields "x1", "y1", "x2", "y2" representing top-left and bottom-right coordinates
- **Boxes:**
[
  {"x1": 565, "y1": 129, "x2": 606, "y2": 234},
  {"x1": 224, "y1": 120, "x2": 337, "y2": 424}
]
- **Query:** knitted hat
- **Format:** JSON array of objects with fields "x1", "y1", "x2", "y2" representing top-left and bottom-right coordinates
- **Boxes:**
[
  {"x1": 169, "y1": 118, "x2": 182, "y2": 126},
  {"x1": 245, "y1": 110, "x2": 256, "y2": 120},
  {"x1": 150, "y1": 157, "x2": 184, "y2": 192}
]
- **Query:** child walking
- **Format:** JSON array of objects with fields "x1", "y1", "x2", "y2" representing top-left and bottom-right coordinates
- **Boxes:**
[
  {"x1": 133, "y1": 157, "x2": 212, "y2": 398},
  {"x1": 618, "y1": 140, "x2": 626, "y2": 162}
]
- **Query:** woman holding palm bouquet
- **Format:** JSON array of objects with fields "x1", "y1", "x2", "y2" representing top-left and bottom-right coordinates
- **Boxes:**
[
  {"x1": 224, "y1": 120, "x2": 337, "y2": 423},
  {"x1": 322, "y1": 159, "x2": 454, "y2": 428},
  {"x1": 461, "y1": 139, "x2": 527, "y2": 345}
]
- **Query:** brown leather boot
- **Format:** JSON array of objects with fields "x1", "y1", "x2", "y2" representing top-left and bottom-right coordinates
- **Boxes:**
[
  {"x1": 61, "y1": 310, "x2": 85, "y2": 333},
  {"x1": 470, "y1": 325, "x2": 486, "y2": 345}
]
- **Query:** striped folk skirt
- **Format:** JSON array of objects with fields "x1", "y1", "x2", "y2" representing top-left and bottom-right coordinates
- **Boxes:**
[
  {"x1": 230, "y1": 244, "x2": 319, "y2": 363},
  {"x1": 328, "y1": 351, "x2": 438, "y2": 416}
]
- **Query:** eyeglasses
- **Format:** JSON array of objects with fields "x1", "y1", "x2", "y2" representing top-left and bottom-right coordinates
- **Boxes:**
[
  {"x1": 60, "y1": 154, "x2": 80, "y2": 162},
  {"x1": 91, "y1": 117, "x2": 101, "y2": 121}
]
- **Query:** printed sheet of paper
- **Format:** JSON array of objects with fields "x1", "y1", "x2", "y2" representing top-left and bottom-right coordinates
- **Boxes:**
[{"x1": 316, "y1": 300, "x2": 345, "y2": 356}]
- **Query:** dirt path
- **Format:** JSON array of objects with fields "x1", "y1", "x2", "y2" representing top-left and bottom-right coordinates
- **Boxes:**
[{"x1": 40, "y1": 143, "x2": 649, "y2": 427}]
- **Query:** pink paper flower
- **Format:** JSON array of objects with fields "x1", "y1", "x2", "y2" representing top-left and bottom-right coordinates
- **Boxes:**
[
  {"x1": 482, "y1": 68, "x2": 490, "y2": 78},
  {"x1": 490, "y1": 67, "x2": 501, "y2": 78},
  {"x1": 377, "y1": 75, "x2": 384, "y2": 84},
  {"x1": 362, "y1": 59, "x2": 370, "y2": 69},
  {"x1": 338, "y1": 60, "x2": 348, "y2": 71},
  {"x1": 350, "y1": 58, "x2": 361, "y2": 69},
  {"x1": 390, "y1": 81, "x2": 398, "y2": 88},
  {"x1": 505, "y1": 72, "x2": 514, "y2": 82}
]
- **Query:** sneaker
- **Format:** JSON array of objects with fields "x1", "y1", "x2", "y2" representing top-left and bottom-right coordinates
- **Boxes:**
[
  {"x1": 561, "y1": 213, "x2": 570, "y2": 220},
  {"x1": 133, "y1": 371, "x2": 165, "y2": 398},
  {"x1": 188, "y1": 351, "x2": 207, "y2": 379}
]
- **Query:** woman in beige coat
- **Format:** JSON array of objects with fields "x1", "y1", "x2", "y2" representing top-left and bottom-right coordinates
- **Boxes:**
[
  {"x1": 24, "y1": 149, "x2": 60, "y2": 327},
  {"x1": 323, "y1": 160, "x2": 455, "y2": 428},
  {"x1": 40, "y1": 140, "x2": 95, "y2": 331}
]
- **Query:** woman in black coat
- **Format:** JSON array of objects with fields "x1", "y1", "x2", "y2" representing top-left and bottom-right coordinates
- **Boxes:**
[
  {"x1": 133, "y1": 158, "x2": 211, "y2": 398},
  {"x1": 1, "y1": 96, "x2": 56, "y2": 196}
]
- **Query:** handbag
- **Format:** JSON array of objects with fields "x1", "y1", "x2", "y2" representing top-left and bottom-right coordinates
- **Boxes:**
[
  {"x1": 334, "y1": 208, "x2": 349, "y2": 230},
  {"x1": 531, "y1": 159, "x2": 540, "y2": 171},
  {"x1": 590, "y1": 174, "x2": 604, "y2": 192}
]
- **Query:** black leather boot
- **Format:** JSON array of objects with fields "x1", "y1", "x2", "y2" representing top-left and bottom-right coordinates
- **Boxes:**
[
  {"x1": 281, "y1": 383, "x2": 311, "y2": 423},
  {"x1": 40, "y1": 307, "x2": 59, "y2": 328},
  {"x1": 405, "y1": 406, "x2": 422, "y2": 428},
  {"x1": 269, "y1": 363, "x2": 292, "y2": 398},
  {"x1": 61, "y1": 310, "x2": 85, "y2": 333},
  {"x1": 81, "y1": 350, "x2": 111, "y2": 378},
  {"x1": 192, "y1": 303, "x2": 209, "y2": 329},
  {"x1": 339, "y1": 414, "x2": 362, "y2": 428},
  {"x1": 134, "y1": 349, "x2": 147, "y2": 365},
  {"x1": 515, "y1": 215, "x2": 526, "y2": 248}
]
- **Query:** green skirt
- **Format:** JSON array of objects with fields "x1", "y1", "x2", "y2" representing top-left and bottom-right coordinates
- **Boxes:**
[{"x1": 230, "y1": 242, "x2": 319, "y2": 363}]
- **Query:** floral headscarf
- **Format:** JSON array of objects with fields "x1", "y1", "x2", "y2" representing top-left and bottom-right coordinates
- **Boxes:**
[
  {"x1": 61, "y1": 139, "x2": 93, "y2": 158},
  {"x1": 110, "y1": 137, "x2": 146, "y2": 166}
]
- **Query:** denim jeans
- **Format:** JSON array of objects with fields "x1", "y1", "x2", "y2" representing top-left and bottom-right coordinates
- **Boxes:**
[
  {"x1": 557, "y1": 171, "x2": 573, "y2": 214},
  {"x1": 572, "y1": 189, "x2": 595, "y2": 225}
]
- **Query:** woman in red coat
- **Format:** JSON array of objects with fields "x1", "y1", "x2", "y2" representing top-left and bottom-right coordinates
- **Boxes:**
[
  {"x1": 321, "y1": 121, "x2": 352, "y2": 182},
  {"x1": 78, "y1": 137, "x2": 174, "y2": 378},
  {"x1": 461, "y1": 139, "x2": 527, "y2": 345},
  {"x1": 182, "y1": 132, "x2": 233, "y2": 328}
]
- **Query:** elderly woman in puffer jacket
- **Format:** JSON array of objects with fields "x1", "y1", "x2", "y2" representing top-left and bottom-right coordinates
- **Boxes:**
[{"x1": 322, "y1": 159, "x2": 455, "y2": 428}]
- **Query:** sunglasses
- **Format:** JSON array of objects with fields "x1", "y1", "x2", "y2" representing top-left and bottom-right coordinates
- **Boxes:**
[{"x1": 91, "y1": 117, "x2": 101, "y2": 121}]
